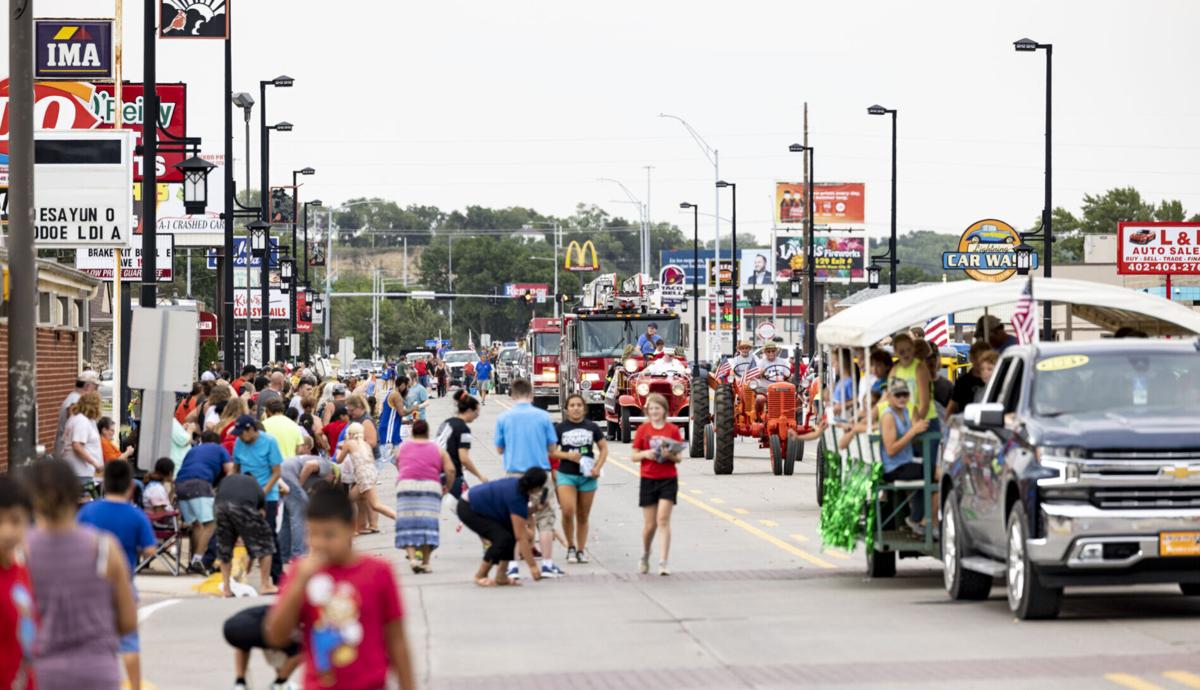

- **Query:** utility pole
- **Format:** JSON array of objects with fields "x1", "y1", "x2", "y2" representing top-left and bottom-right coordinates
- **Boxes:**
[
  {"x1": 222, "y1": 19, "x2": 235, "y2": 371},
  {"x1": 802, "y1": 103, "x2": 811, "y2": 353},
  {"x1": 644, "y1": 165, "x2": 654, "y2": 276},
  {"x1": 8, "y1": 0, "x2": 38, "y2": 464},
  {"x1": 140, "y1": 0, "x2": 158, "y2": 308}
]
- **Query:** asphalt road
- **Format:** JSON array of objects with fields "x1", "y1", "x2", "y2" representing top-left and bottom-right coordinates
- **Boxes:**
[{"x1": 137, "y1": 392, "x2": 1200, "y2": 690}]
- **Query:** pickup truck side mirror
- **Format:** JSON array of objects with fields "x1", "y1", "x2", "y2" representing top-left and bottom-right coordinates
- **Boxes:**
[{"x1": 963, "y1": 402, "x2": 1005, "y2": 430}]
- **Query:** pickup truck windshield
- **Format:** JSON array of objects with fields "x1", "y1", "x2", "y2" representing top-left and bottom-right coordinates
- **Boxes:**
[
  {"x1": 577, "y1": 318, "x2": 681, "y2": 358},
  {"x1": 498, "y1": 348, "x2": 521, "y2": 364},
  {"x1": 443, "y1": 351, "x2": 478, "y2": 364},
  {"x1": 1031, "y1": 352, "x2": 1200, "y2": 417}
]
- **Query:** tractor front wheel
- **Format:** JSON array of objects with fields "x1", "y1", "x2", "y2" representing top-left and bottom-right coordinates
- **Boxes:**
[
  {"x1": 689, "y1": 376, "x2": 708, "y2": 458},
  {"x1": 785, "y1": 430, "x2": 802, "y2": 476},
  {"x1": 620, "y1": 407, "x2": 634, "y2": 444},
  {"x1": 769, "y1": 435, "x2": 784, "y2": 476},
  {"x1": 713, "y1": 384, "x2": 735, "y2": 475}
]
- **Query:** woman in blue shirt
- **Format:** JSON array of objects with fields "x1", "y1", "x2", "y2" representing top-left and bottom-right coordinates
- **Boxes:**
[{"x1": 455, "y1": 468, "x2": 548, "y2": 587}]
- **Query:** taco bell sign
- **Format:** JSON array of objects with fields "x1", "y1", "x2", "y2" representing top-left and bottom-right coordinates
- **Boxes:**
[{"x1": 34, "y1": 20, "x2": 114, "y2": 81}]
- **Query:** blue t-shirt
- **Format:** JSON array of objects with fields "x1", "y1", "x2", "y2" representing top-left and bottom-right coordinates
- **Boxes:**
[
  {"x1": 405, "y1": 384, "x2": 430, "y2": 421},
  {"x1": 832, "y1": 377, "x2": 855, "y2": 406},
  {"x1": 77, "y1": 500, "x2": 156, "y2": 574},
  {"x1": 175, "y1": 442, "x2": 231, "y2": 485},
  {"x1": 637, "y1": 333, "x2": 661, "y2": 356},
  {"x1": 476, "y1": 362, "x2": 493, "y2": 381},
  {"x1": 234, "y1": 432, "x2": 285, "y2": 501},
  {"x1": 467, "y1": 478, "x2": 529, "y2": 521},
  {"x1": 495, "y1": 402, "x2": 556, "y2": 473}
]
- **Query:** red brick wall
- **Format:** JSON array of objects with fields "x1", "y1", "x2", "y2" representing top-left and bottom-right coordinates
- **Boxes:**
[{"x1": 0, "y1": 326, "x2": 81, "y2": 471}]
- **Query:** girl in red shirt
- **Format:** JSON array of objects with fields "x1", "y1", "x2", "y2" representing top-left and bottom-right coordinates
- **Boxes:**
[{"x1": 631, "y1": 393, "x2": 683, "y2": 576}]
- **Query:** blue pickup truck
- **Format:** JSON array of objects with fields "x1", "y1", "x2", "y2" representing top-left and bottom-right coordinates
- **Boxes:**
[{"x1": 938, "y1": 339, "x2": 1200, "y2": 619}]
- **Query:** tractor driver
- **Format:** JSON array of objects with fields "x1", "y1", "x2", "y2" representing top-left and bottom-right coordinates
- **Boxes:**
[
  {"x1": 758, "y1": 342, "x2": 791, "y2": 382},
  {"x1": 728, "y1": 340, "x2": 758, "y2": 379}
]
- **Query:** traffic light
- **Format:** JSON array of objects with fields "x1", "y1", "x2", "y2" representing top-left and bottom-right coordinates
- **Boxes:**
[
  {"x1": 522, "y1": 290, "x2": 535, "y2": 305},
  {"x1": 489, "y1": 286, "x2": 499, "y2": 306},
  {"x1": 556, "y1": 292, "x2": 571, "y2": 305}
]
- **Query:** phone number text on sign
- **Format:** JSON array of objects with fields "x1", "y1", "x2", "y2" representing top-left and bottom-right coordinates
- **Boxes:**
[{"x1": 1117, "y1": 222, "x2": 1200, "y2": 276}]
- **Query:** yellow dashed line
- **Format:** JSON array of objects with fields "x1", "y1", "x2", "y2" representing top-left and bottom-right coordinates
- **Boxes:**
[
  {"x1": 1164, "y1": 671, "x2": 1200, "y2": 689},
  {"x1": 758, "y1": 519, "x2": 778, "y2": 527},
  {"x1": 604, "y1": 458, "x2": 836, "y2": 570},
  {"x1": 689, "y1": 489, "x2": 704, "y2": 495},
  {"x1": 709, "y1": 497, "x2": 726, "y2": 504},
  {"x1": 822, "y1": 550, "x2": 851, "y2": 560},
  {"x1": 732, "y1": 508, "x2": 749, "y2": 515},
  {"x1": 1105, "y1": 673, "x2": 1166, "y2": 690},
  {"x1": 790, "y1": 533, "x2": 809, "y2": 542}
]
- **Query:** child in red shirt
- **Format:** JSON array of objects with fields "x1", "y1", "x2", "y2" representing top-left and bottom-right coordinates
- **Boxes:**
[
  {"x1": 631, "y1": 393, "x2": 684, "y2": 577},
  {"x1": 266, "y1": 484, "x2": 415, "y2": 690},
  {"x1": 0, "y1": 476, "x2": 37, "y2": 690}
]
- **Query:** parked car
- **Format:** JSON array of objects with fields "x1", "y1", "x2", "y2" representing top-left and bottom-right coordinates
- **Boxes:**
[
  {"x1": 939, "y1": 340, "x2": 1200, "y2": 619},
  {"x1": 442, "y1": 350, "x2": 481, "y2": 388}
]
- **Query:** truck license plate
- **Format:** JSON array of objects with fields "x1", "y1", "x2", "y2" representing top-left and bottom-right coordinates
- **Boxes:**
[{"x1": 1159, "y1": 531, "x2": 1200, "y2": 557}]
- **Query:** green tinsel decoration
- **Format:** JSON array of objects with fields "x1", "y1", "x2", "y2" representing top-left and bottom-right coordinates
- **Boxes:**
[{"x1": 819, "y1": 449, "x2": 881, "y2": 553}]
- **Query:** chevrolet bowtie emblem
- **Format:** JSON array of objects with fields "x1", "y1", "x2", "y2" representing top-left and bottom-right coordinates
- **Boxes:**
[{"x1": 1163, "y1": 465, "x2": 1200, "y2": 480}]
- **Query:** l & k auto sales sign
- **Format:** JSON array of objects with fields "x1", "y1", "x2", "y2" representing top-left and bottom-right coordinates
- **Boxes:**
[{"x1": 1117, "y1": 222, "x2": 1200, "y2": 275}]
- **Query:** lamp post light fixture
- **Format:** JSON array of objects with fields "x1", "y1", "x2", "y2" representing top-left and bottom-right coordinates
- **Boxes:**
[
  {"x1": 867, "y1": 104, "x2": 898, "y2": 293},
  {"x1": 248, "y1": 220, "x2": 270, "y2": 256},
  {"x1": 175, "y1": 155, "x2": 216, "y2": 215},
  {"x1": 1014, "y1": 36, "x2": 1054, "y2": 341},
  {"x1": 715, "y1": 180, "x2": 738, "y2": 356},
  {"x1": 281, "y1": 258, "x2": 294, "y2": 290},
  {"x1": 867, "y1": 263, "x2": 882, "y2": 290},
  {"x1": 1013, "y1": 244, "x2": 1035, "y2": 276},
  {"x1": 248, "y1": 219, "x2": 272, "y2": 364},
  {"x1": 787, "y1": 144, "x2": 818, "y2": 356},
  {"x1": 680, "y1": 202, "x2": 700, "y2": 373}
]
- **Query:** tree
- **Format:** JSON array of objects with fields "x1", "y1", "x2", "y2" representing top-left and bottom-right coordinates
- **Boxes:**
[
  {"x1": 328, "y1": 274, "x2": 449, "y2": 357},
  {"x1": 333, "y1": 198, "x2": 438, "y2": 249}
]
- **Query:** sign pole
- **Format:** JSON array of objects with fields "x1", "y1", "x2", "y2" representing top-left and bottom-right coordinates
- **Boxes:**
[
  {"x1": 1166, "y1": 273, "x2": 1172, "y2": 302},
  {"x1": 140, "y1": 0, "x2": 158, "y2": 308},
  {"x1": 113, "y1": 0, "x2": 124, "y2": 427}
]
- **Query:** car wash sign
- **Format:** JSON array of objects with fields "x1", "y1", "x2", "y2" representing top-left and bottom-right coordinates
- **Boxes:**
[
  {"x1": 942, "y1": 218, "x2": 1037, "y2": 282},
  {"x1": 34, "y1": 20, "x2": 114, "y2": 80},
  {"x1": 32, "y1": 130, "x2": 135, "y2": 248}
]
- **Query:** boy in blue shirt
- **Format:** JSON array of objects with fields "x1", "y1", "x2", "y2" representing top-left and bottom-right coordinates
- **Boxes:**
[
  {"x1": 78, "y1": 459, "x2": 157, "y2": 690},
  {"x1": 475, "y1": 355, "x2": 494, "y2": 406}
]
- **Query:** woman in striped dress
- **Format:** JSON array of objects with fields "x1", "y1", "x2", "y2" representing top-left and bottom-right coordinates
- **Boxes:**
[{"x1": 394, "y1": 420, "x2": 456, "y2": 573}]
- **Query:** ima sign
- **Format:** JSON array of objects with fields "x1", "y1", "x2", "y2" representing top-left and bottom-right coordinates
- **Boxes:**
[
  {"x1": 564, "y1": 240, "x2": 599, "y2": 272},
  {"x1": 34, "y1": 20, "x2": 114, "y2": 80}
]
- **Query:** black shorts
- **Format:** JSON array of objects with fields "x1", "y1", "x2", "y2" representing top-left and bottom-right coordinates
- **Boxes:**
[
  {"x1": 883, "y1": 462, "x2": 924, "y2": 483},
  {"x1": 215, "y1": 502, "x2": 277, "y2": 561},
  {"x1": 639, "y1": 477, "x2": 679, "y2": 507},
  {"x1": 457, "y1": 499, "x2": 516, "y2": 564},
  {"x1": 223, "y1": 605, "x2": 300, "y2": 656}
]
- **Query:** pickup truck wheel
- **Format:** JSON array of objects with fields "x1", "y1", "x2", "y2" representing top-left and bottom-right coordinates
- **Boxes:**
[
  {"x1": 619, "y1": 407, "x2": 633, "y2": 444},
  {"x1": 769, "y1": 435, "x2": 784, "y2": 476},
  {"x1": 815, "y1": 438, "x2": 827, "y2": 507},
  {"x1": 866, "y1": 547, "x2": 896, "y2": 578},
  {"x1": 943, "y1": 492, "x2": 992, "y2": 601},
  {"x1": 1180, "y1": 583, "x2": 1200, "y2": 596},
  {"x1": 689, "y1": 376, "x2": 708, "y2": 458},
  {"x1": 1006, "y1": 503, "x2": 1062, "y2": 620},
  {"x1": 712, "y1": 384, "x2": 735, "y2": 475},
  {"x1": 784, "y1": 431, "x2": 802, "y2": 476}
]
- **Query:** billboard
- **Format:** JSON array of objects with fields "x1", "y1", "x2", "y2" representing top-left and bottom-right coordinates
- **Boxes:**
[
  {"x1": 775, "y1": 182, "x2": 866, "y2": 226},
  {"x1": 75, "y1": 232, "x2": 174, "y2": 281},
  {"x1": 34, "y1": 20, "x2": 114, "y2": 81},
  {"x1": 92, "y1": 82, "x2": 188, "y2": 182},
  {"x1": 160, "y1": 0, "x2": 230, "y2": 39},
  {"x1": 741, "y1": 248, "x2": 774, "y2": 287},
  {"x1": 659, "y1": 248, "x2": 715, "y2": 285},
  {"x1": 1117, "y1": 222, "x2": 1200, "y2": 276},
  {"x1": 0, "y1": 80, "x2": 102, "y2": 185},
  {"x1": 706, "y1": 258, "x2": 734, "y2": 288},
  {"x1": 775, "y1": 233, "x2": 869, "y2": 283},
  {"x1": 234, "y1": 288, "x2": 290, "y2": 320}
]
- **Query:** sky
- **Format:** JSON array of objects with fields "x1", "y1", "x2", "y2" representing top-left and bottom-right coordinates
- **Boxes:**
[{"x1": 6, "y1": 0, "x2": 1200, "y2": 249}]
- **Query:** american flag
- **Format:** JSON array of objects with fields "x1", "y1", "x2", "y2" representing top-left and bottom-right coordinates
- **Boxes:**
[
  {"x1": 925, "y1": 315, "x2": 950, "y2": 347},
  {"x1": 715, "y1": 359, "x2": 732, "y2": 381},
  {"x1": 1011, "y1": 277, "x2": 1038, "y2": 345},
  {"x1": 743, "y1": 366, "x2": 761, "y2": 384}
]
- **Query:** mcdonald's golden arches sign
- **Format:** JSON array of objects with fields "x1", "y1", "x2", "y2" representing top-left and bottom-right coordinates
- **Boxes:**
[{"x1": 564, "y1": 240, "x2": 599, "y2": 272}]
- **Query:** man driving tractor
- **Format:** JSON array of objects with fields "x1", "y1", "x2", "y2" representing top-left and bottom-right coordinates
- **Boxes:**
[{"x1": 728, "y1": 340, "x2": 758, "y2": 378}]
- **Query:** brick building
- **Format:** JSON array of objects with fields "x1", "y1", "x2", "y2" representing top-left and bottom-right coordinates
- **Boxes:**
[{"x1": 0, "y1": 251, "x2": 100, "y2": 471}]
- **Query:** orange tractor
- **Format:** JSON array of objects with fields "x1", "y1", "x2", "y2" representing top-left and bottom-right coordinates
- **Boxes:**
[{"x1": 705, "y1": 352, "x2": 819, "y2": 476}]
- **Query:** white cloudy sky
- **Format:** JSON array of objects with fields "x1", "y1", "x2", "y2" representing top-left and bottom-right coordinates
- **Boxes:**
[{"x1": 8, "y1": 0, "x2": 1200, "y2": 246}]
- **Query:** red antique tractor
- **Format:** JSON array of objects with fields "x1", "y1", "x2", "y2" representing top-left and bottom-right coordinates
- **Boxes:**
[
  {"x1": 708, "y1": 355, "x2": 817, "y2": 476},
  {"x1": 604, "y1": 356, "x2": 692, "y2": 443}
]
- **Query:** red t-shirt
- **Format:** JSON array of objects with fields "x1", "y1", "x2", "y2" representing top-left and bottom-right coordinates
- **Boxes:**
[
  {"x1": 219, "y1": 421, "x2": 238, "y2": 458},
  {"x1": 0, "y1": 559, "x2": 37, "y2": 690},
  {"x1": 464, "y1": 362, "x2": 475, "y2": 376},
  {"x1": 633, "y1": 422, "x2": 683, "y2": 480},
  {"x1": 414, "y1": 360, "x2": 427, "y2": 376},
  {"x1": 324, "y1": 420, "x2": 348, "y2": 455},
  {"x1": 275, "y1": 556, "x2": 403, "y2": 690}
]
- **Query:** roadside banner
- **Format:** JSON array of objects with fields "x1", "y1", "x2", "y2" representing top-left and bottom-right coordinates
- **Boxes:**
[
  {"x1": 1117, "y1": 222, "x2": 1200, "y2": 275},
  {"x1": 160, "y1": 0, "x2": 230, "y2": 39},
  {"x1": 206, "y1": 236, "x2": 279, "y2": 269},
  {"x1": 234, "y1": 288, "x2": 290, "y2": 320},
  {"x1": 659, "y1": 248, "x2": 715, "y2": 285},
  {"x1": 774, "y1": 232, "x2": 868, "y2": 283},
  {"x1": 740, "y1": 248, "x2": 774, "y2": 287},
  {"x1": 75, "y1": 232, "x2": 174, "y2": 281},
  {"x1": 774, "y1": 182, "x2": 866, "y2": 226},
  {"x1": 34, "y1": 20, "x2": 115, "y2": 81}
]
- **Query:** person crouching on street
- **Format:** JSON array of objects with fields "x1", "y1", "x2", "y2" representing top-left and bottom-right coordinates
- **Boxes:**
[{"x1": 456, "y1": 468, "x2": 548, "y2": 587}]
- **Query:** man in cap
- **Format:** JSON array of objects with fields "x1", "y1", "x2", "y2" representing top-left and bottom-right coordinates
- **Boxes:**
[
  {"x1": 231, "y1": 414, "x2": 285, "y2": 582},
  {"x1": 976, "y1": 315, "x2": 1018, "y2": 354},
  {"x1": 56, "y1": 369, "x2": 100, "y2": 459},
  {"x1": 637, "y1": 323, "x2": 661, "y2": 357},
  {"x1": 320, "y1": 383, "x2": 349, "y2": 426},
  {"x1": 728, "y1": 340, "x2": 758, "y2": 379},
  {"x1": 758, "y1": 342, "x2": 791, "y2": 381}
]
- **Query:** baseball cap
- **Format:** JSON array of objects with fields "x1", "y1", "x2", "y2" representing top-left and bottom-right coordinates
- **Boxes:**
[
  {"x1": 332, "y1": 383, "x2": 347, "y2": 396},
  {"x1": 762, "y1": 341, "x2": 779, "y2": 351},
  {"x1": 231, "y1": 414, "x2": 258, "y2": 436},
  {"x1": 646, "y1": 322, "x2": 658, "y2": 329},
  {"x1": 78, "y1": 370, "x2": 100, "y2": 385},
  {"x1": 888, "y1": 379, "x2": 910, "y2": 396}
]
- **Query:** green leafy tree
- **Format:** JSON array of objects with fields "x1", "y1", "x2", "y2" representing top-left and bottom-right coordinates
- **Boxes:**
[{"x1": 328, "y1": 274, "x2": 449, "y2": 357}]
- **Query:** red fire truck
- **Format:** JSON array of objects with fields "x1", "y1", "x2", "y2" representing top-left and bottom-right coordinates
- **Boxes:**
[
  {"x1": 525, "y1": 317, "x2": 563, "y2": 409},
  {"x1": 559, "y1": 274, "x2": 685, "y2": 421}
]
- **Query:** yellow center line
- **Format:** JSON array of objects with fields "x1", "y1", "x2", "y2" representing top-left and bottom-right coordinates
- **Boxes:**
[
  {"x1": 709, "y1": 497, "x2": 726, "y2": 505},
  {"x1": 790, "y1": 533, "x2": 809, "y2": 542},
  {"x1": 1164, "y1": 671, "x2": 1200, "y2": 689},
  {"x1": 605, "y1": 458, "x2": 836, "y2": 570},
  {"x1": 732, "y1": 508, "x2": 750, "y2": 515},
  {"x1": 1105, "y1": 673, "x2": 1166, "y2": 690},
  {"x1": 758, "y1": 519, "x2": 779, "y2": 527},
  {"x1": 689, "y1": 489, "x2": 704, "y2": 495},
  {"x1": 822, "y1": 549, "x2": 851, "y2": 560}
]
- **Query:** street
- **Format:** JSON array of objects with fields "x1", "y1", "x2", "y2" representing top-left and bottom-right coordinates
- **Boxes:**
[{"x1": 137, "y1": 392, "x2": 1200, "y2": 690}]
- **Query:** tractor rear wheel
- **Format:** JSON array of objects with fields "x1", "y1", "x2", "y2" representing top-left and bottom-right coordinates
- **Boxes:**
[
  {"x1": 689, "y1": 376, "x2": 708, "y2": 458},
  {"x1": 620, "y1": 407, "x2": 634, "y2": 444},
  {"x1": 770, "y1": 435, "x2": 784, "y2": 476},
  {"x1": 713, "y1": 384, "x2": 735, "y2": 475},
  {"x1": 785, "y1": 430, "x2": 802, "y2": 476}
]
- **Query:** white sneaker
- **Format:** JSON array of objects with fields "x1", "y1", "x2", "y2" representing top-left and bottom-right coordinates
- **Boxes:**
[
  {"x1": 575, "y1": 548, "x2": 590, "y2": 564},
  {"x1": 506, "y1": 563, "x2": 521, "y2": 579},
  {"x1": 233, "y1": 683, "x2": 247, "y2": 690},
  {"x1": 658, "y1": 561, "x2": 671, "y2": 576},
  {"x1": 540, "y1": 563, "x2": 564, "y2": 578},
  {"x1": 638, "y1": 555, "x2": 650, "y2": 574}
]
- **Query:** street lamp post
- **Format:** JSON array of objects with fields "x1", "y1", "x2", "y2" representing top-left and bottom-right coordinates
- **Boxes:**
[
  {"x1": 715, "y1": 181, "x2": 737, "y2": 356},
  {"x1": 248, "y1": 220, "x2": 271, "y2": 364},
  {"x1": 788, "y1": 144, "x2": 817, "y2": 356},
  {"x1": 302, "y1": 199, "x2": 323, "y2": 362},
  {"x1": 290, "y1": 167, "x2": 315, "y2": 350},
  {"x1": 258, "y1": 75, "x2": 294, "y2": 364},
  {"x1": 1015, "y1": 37, "x2": 1054, "y2": 340},
  {"x1": 868, "y1": 105, "x2": 899, "y2": 293},
  {"x1": 680, "y1": 203, "x2": 700, "y2": 372},
  {"x1": 597, "y1": 178, "x2": 648, "y2": 277}
]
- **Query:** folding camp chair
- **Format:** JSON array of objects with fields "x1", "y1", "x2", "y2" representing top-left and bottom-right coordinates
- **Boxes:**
[{"x1": 136, "y1": 509, "x2": 186, "y2": 576}]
